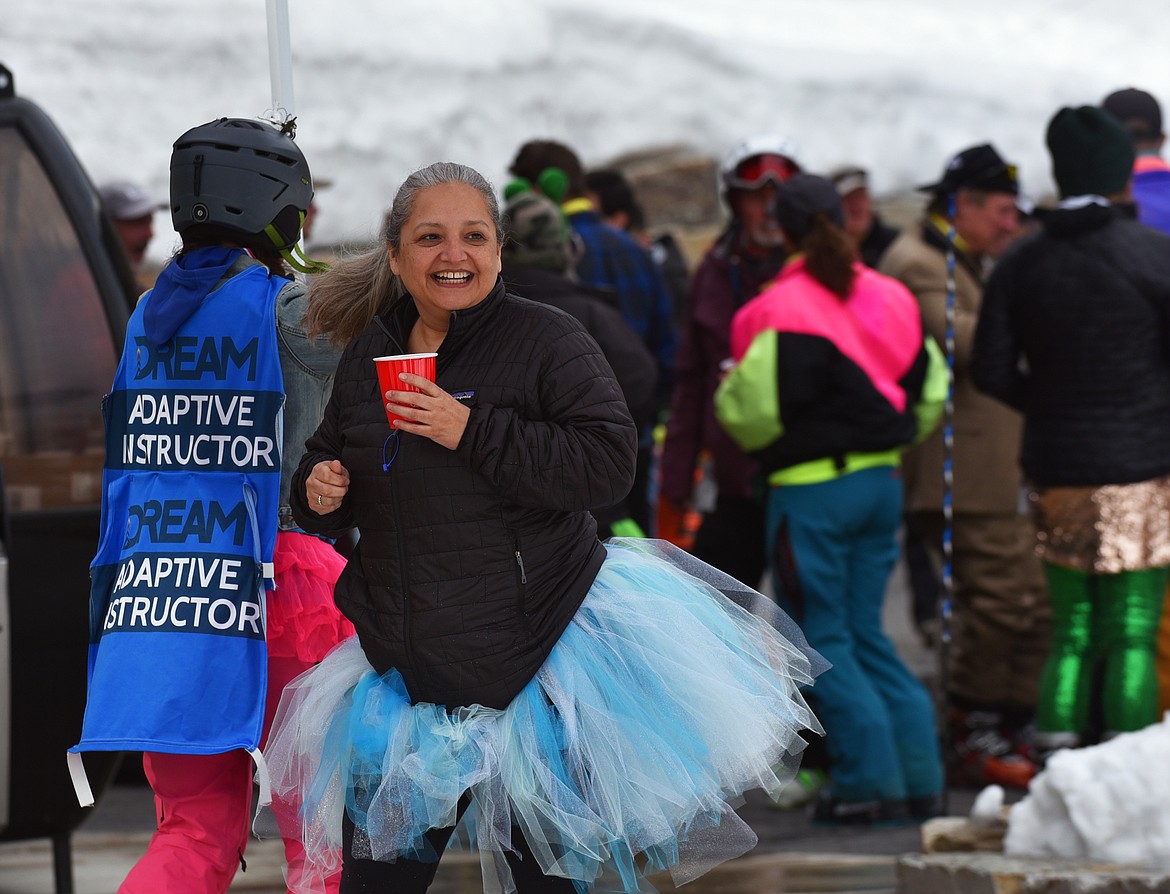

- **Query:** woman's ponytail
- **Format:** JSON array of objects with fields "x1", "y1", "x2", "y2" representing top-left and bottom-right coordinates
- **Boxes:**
[{"x1": 801, "y1": 213, "x2": 857, "y2": 299}]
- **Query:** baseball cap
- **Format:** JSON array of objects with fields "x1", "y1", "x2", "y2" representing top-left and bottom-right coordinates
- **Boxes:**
[
  {"x1": 828, "y1": 165, "x2": 869, "y2": 197},
  {"x1": 772, "y1": 174, "x2": 845, "y2": 245},
  {"x1": 98, "y1": 180, "x2": 157, "y2": 220},
  {"x1": 917, "y1": 144, "x2": 1019, "y2": 196},
  {"x1": 1101, "y1": 87, "x2": 1163, "y2": 140}
]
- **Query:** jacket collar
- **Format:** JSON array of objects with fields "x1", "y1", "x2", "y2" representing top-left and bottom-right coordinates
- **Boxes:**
[
  {"x1": 561, "y1": 197, "x2": 595, "y2": 217},
  {"x1": 376, "y1": 276, "x2": 507, "y2": 363},
  {"x1": 706, "y1": 224, "x2": 788, "y2": 301},
  {"x1": 920, "y1": 216, "x2": 985, "y2": 283},
  {"x1": 775, "y1": 253, "x2": 864, "y2": 283},
  {"x1": 1135, "y1": 154, "x2": 1170, "y2": 175},
  {"x1": 1034, "y1": 201, "x2": 1125, "y2": 237}
]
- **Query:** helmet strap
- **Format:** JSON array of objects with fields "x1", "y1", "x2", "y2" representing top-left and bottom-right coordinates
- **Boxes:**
[
  {"x1": 263, "y1": 216, "x2": 330, "y2": 275},
  {"x1": 281, "y1": 242, "x2": 331, "y2": 275}
]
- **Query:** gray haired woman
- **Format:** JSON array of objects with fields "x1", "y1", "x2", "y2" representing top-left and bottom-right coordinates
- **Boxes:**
[{"x1": 261, "y1": 161, "x2": 826, "y2": 894}]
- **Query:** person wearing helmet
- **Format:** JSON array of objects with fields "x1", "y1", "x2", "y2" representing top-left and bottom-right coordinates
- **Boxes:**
[
  {"x1": 72, "y1": 117, "x2": 351, "y2": 893},
  {"x1": 658, "y1": 135, "x2": 800, "y2": 587}
]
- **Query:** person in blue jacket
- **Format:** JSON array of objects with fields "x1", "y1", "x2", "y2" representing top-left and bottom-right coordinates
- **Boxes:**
[{"x1": 73, "y1": 116, "x2": 352, "y2": 894}]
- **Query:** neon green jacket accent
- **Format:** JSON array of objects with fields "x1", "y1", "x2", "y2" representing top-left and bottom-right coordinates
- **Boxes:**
[
  {"x1": 714, "y1": 328, "x2": 783, "y2": 452},
  {"x1": 713, "y1": 259, "x2": 949, "y2": 487}
]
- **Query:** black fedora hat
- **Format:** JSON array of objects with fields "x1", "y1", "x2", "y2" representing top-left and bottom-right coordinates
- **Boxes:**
[{"x1": 918, "y1": 143, "x2": 1019, "y2": 196}]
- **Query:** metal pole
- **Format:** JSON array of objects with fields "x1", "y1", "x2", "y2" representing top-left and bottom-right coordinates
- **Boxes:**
[
  {"x1": 938, "y1": 195, "x2": 958, "y2": 815},
  {"x1": 52, "y1": 833, "x2": 74, "y2": 894},
  {"x1": 265, "y1": 0, "x2": 296, "y2": 121}
]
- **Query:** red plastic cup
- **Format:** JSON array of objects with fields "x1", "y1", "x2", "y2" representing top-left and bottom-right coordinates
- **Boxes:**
[{"x1": 373, "y1": 353, "x2": 437, "y2": 427}]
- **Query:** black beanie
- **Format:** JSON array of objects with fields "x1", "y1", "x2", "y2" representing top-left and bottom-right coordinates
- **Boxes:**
[{"x1": 1046, "y1": 106, "x2": 1135, "y2": 199}]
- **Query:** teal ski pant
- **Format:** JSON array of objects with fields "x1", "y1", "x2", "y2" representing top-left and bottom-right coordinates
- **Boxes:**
[{"x1": 766, "y1": 466, "x2": 943, "y2": 802}]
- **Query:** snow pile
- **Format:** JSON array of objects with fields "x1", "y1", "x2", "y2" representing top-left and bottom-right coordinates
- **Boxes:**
[
  {"x1": 4, "y1": 0, "x2": 1170, "y2": 265},
  {"x1": 1005, "y1": 715, "x2": 1170, "y2": 868}
]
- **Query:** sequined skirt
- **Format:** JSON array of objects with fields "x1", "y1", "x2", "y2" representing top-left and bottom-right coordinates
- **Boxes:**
[{"x1": 1029, "y1": 475, "x2": 1170, "y2": 573}]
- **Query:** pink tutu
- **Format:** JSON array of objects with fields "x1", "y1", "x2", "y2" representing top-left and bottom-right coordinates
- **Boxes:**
[{"x1": 268, "y1": 531, "x2": 355, "y2": 663}]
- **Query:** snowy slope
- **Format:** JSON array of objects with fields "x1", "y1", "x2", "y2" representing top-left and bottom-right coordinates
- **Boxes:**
[{"x1": 4, "y1": 0, "x2": 1168, "y2": 262}]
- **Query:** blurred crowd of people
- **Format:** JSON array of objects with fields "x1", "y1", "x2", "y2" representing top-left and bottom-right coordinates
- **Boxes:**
[
  {"x1": 91, "y1": 84, "x2": 1170, "y2": 851},
  {"x1": 487, "y1": 83, "x2": 1170, "y2": 820}
]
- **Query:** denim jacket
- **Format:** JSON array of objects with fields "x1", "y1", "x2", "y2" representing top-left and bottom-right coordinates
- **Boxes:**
[{"x1": 275, "y1": 278, "x2": 341, "y2": 530}]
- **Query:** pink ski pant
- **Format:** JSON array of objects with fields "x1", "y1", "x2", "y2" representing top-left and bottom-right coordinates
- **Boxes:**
[{"x1": 118, "y1": 656, "x2": 340, "y2": 894}]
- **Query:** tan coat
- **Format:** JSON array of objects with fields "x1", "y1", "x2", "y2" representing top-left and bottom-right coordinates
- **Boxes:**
[{"x1": 879, "y1": 222, "x2": 1025, "y2": 515}]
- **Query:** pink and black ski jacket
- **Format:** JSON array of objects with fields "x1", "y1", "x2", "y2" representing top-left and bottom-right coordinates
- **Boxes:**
[{"x1": 716, "y1": 257, "x2": 946, "y2": 485}]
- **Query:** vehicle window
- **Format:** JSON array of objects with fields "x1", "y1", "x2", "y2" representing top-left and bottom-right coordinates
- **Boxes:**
[{"x1": 0, "y1": 129, "x2": 117, "y2": 510}]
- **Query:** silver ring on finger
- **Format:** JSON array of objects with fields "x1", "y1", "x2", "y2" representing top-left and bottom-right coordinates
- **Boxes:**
[{"x1": 317, "y1": 494, "x2": 323, "y2": 506}]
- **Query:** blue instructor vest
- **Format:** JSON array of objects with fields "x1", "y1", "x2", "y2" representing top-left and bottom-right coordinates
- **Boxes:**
[{"x1": 72, "y1": 260, "x2": 285, "y2": 764}]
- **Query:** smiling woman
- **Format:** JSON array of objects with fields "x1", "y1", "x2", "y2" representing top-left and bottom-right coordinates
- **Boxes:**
[
  {"x1": 387, "y1": 180, "x2": 503, "y2": 352},
  {"x1": 380, "y1": 198, "x2": 496, "y2": 434},
  {"x1": 260, "y1": 161, "x2": 827, "y2": 894}
]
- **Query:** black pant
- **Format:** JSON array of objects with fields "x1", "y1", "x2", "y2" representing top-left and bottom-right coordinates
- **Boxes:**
[
  {"x1": 902, "y1": 517, "x2": 941, "y2": 627},
  {"x1": 340, "y1": 803, "x2": 577, "y2": 894},
  {"x1": 692, "y1": 494, "x2": 767, "y2": 590},
  {"x1": 628, "y1": 441, "x2": 655, "y2": 535}
]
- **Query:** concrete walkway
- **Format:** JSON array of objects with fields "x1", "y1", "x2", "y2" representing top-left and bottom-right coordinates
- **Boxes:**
[
  {"x1": 0, "y1": 829, "x2": 910, "y2": 894},
  {"x1": 0, "y1": 781, "x2": 939, "y2": 894},
  {"x1": 0, "y1": 556, "x2": 962, "y2": 894}
]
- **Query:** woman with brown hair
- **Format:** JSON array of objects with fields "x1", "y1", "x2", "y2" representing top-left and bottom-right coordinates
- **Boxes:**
[{"x1": 717, "y1": 173, "x2": 947, "y2": 824}]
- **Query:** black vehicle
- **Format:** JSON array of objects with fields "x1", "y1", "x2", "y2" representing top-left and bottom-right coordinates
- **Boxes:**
[{"x1": 0, "y1": 63, "x2": 133, "y2": 892}]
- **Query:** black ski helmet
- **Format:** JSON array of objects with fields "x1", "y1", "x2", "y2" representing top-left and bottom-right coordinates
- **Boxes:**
[{"x1": 169, "y1": 117, "x2": 313, "y2": 250}]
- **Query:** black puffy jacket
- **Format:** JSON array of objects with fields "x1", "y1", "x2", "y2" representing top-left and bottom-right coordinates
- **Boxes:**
[
  {"x1": 292, "y1": 279, "x2": 637, "y2": 709},
  {"x1": 973, "y1": 203, "x2": 1170, "y2": 487}
]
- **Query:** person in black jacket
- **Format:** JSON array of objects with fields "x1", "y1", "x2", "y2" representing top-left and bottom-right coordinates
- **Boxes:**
[
  {"x1": 501, "y1": 185, "x2": 657, "y2": 537},
  {"x1": 973, "y1": 106, "x2": 1170, "y2": 763},
  {"x1": 258, "y1": 162, "x2": 825, "y2": 894}
]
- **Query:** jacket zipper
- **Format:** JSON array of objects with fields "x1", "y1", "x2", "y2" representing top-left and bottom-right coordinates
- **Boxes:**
[
  {"x1": 513, "y1": 532, "x2": 530, "y2": 630},
  {"x1": 374, "y1": 320, "x2": 417, "y2": 676},
  {"x1": 391, "y1": 480, "x2": 416, "y2": 680}
]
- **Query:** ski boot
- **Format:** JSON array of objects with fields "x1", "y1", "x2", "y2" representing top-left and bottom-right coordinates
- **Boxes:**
[{"x1": 948, "y1": 708, "x2": 1037, "y2": 790}]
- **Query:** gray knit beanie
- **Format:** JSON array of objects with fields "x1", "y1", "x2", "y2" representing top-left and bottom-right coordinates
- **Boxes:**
[{"x1": 501, "y1": 191, "x2": 573, "y2": 273}]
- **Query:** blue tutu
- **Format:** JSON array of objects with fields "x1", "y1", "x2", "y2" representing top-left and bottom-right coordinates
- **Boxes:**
[{"x1": 259, "y1": 539, "x2": 825, "y2": 893}]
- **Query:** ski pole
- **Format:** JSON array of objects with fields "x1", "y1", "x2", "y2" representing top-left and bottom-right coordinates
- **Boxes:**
[{"x1": 938, "y1": 194, "x2": 958, "y2": 814}]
